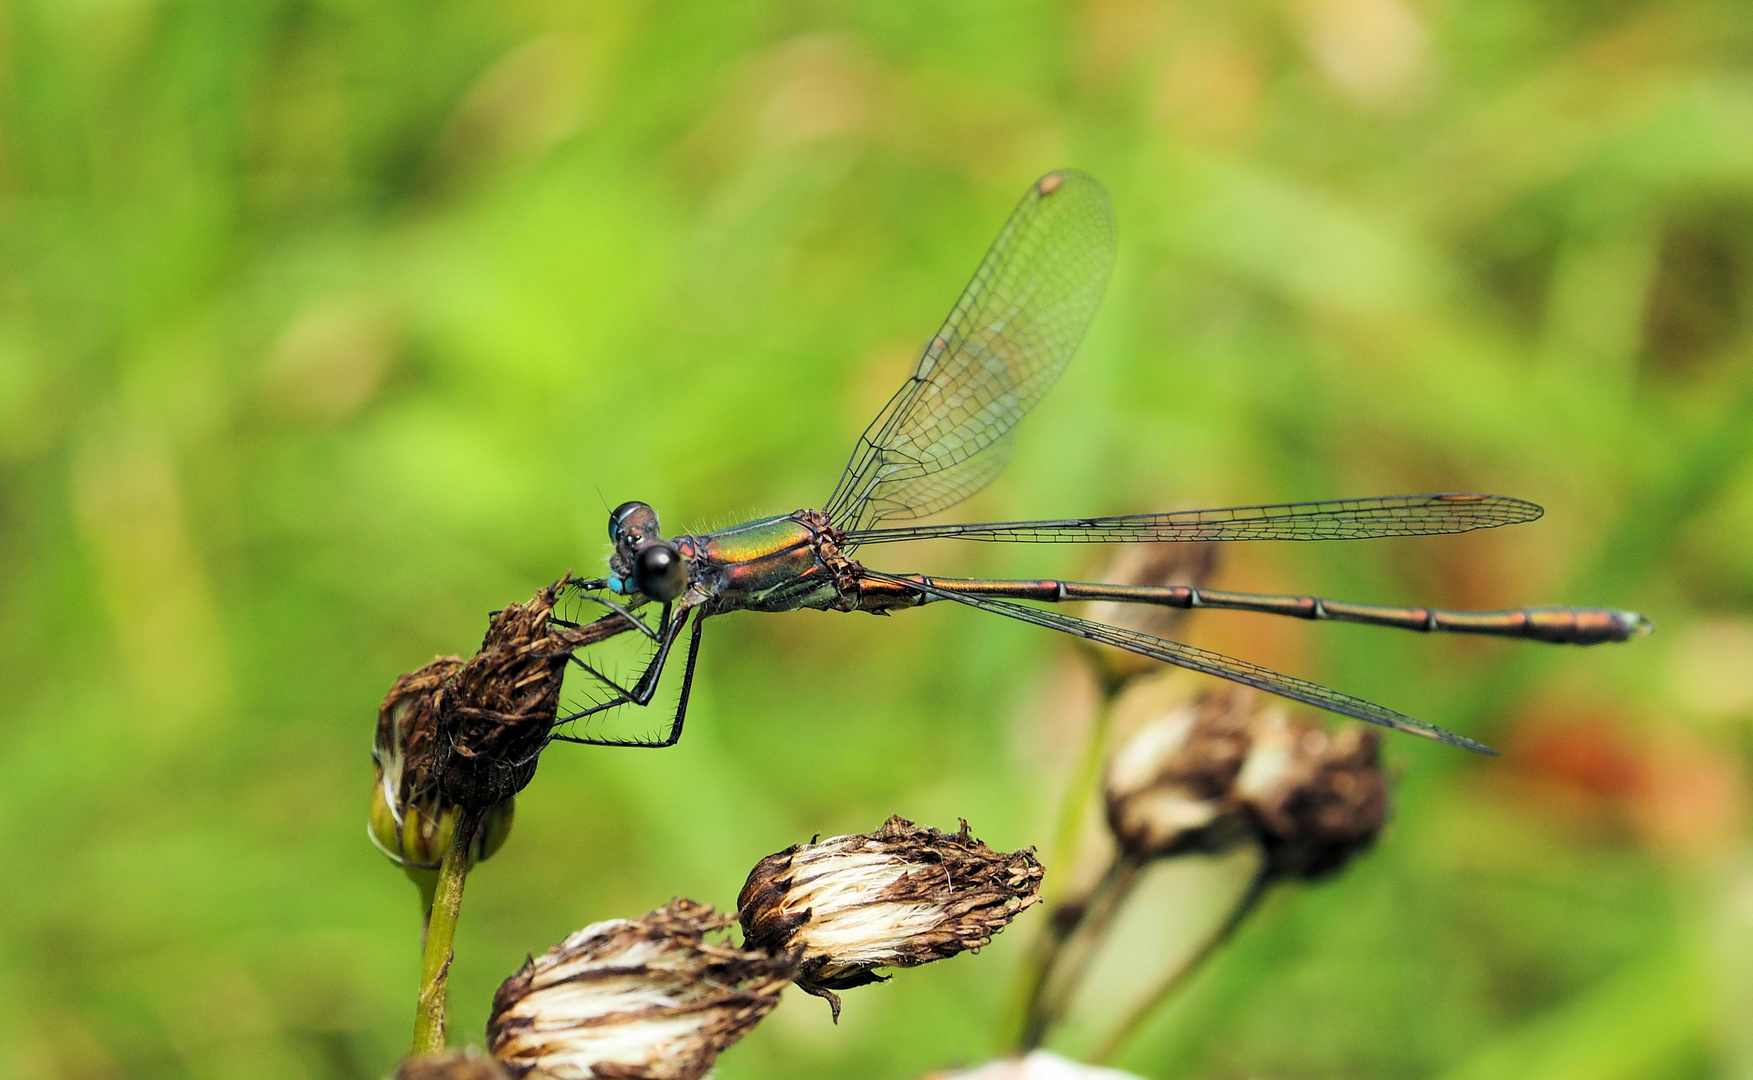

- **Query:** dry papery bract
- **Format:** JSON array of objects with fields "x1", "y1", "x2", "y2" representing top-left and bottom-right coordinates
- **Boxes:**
[
  {"x1": 396, "y1": 1050, "x2": 514, "y2": 1080},
  {"x1": 926, "y1": 1050, "x2": 1145, "y2": 1080},
  {"x1": 739, "y1": 815, "x2": 1044, "y2": 1018},
  {"x1": 488, "y1": 898, "x2": 792, "y2": 1080},
  {"x1": 1105, "y1": 687, "x2": 1389, "y2": 878},
  {"x1": 435, "y1": 578, "x2": 632, "y2": 807}
]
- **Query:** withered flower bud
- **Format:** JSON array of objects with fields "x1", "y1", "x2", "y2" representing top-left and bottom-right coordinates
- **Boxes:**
[
  {"x1": 738, "y1": 816, "x2": 1044, "y2": 1018},
  {"x1": 488, "y1": 898, "x2": 791, "y2": 1080},
  {"x1": 370, "y1": 655, "x2": 513, "y2": 877},
  {"x1": 1234, "y1": 711, "x2": 1388, "y2": 879},
  {"x1": 927, "y1": 1050, "x2": 1146, "y2": 1080},
  {"x1": 368, "y1": 768, "x2": 514, "y2": 874},
  {"x1": 395, "y1": 1050, "x2": 513, "y2": 1080},
  {"x1": 370, "y1": 576, "x2": 635, "y2": 872},
  {"x1": 1104, "y1": 688, "x2": 1259, "y2": 858},
  {"x1": 1079, "y1": 542, "x2": 1218, "y2": 685},
  {"x1": 436, "y1": 580, "x2": 591, "y2": 808}
]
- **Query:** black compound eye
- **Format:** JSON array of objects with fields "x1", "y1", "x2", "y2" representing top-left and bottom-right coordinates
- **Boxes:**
[{"x1": 633, "y1": 543, "x2": 687, "y2": 602}]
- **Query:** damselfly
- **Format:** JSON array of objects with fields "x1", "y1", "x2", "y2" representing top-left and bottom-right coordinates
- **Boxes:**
[{"x1": 556, "y1": 170, "x2": 1649, "y2": 755}]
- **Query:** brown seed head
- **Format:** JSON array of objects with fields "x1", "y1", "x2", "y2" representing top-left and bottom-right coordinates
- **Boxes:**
[
  {"x1": 435, "y1": 580, "x2": 589, "y2": 808},
  {"x1": 375, "y1": 655, "x2": 462, "y2": 817},
  {"x1": 1104, "y1": 687, "x2": 1260, "y2": 858},
  {"x1": 395, "y1": 1050, "x2": 515, "y2": 1080},
  {"x1": 737, "y1": 816, "x2": 1044, "y2": 1018},
  {"x1": 1079, "y1": 542, "x2": 1219, "y2": 685},
  {"x1": 1104, "y1": 689, "x2": 1391, "y2": 878},
  {"x1": 488, "y1": 898, "x2": 791, "y2": 1080},
  {"x1": 371, "y1": 655, "x2": 513, "y2": 873},
  {"x1": 1235, "y1": 711, "x2": 1389, "y2": 879},
  {"x1": 370, "y1": 577, "x2": 637, "y2": 868}
]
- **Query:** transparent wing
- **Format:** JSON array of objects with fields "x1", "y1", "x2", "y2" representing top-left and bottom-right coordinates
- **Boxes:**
[
  {"x1": 824, "y1": 171, "x2": 1117, "y2": 532},
  {"x1": 862, "y1": 570, "x2": 1496, "y2": 754},
  {"x1": 843, "y1": 493, "x2": 1542, "y2": 544}
]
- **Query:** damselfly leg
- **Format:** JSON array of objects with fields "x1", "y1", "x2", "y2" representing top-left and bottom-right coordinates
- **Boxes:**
[
  {"x1": 551, "y1": 610, "x2": 706, "y2": 748},
  {"x1": 552, "y1": 577, "x2": 665, "y2": 641}
]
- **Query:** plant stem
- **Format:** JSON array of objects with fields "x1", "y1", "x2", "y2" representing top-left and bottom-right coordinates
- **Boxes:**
[
  {"x1": 1021, "y1": 853, "x2": 1143, "y2": 1050},
  {"x1": 411, "y1": 806, "x2": 481, "y2": 1055},
  {"x1": 1090, "y1": 859, "x2": 1272, "y2": 1066},
  {"x1": 1045, "y1": 687, "x2": 1118, "y2": 905},
  {"x1": 418, "y1": 874, "x2": 439, "y2": 949},
  {"x1": 1002, "y1": 694, "x2": 1116, "y2": 1049}
]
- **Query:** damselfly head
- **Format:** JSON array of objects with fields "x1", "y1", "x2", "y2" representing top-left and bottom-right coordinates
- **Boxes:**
[
  {"x1": 609, "y1": 500, "x2": 660, "y2": 547},
  {"x1": 607, "y1": 502, "x2": 689, "y2": 600}
]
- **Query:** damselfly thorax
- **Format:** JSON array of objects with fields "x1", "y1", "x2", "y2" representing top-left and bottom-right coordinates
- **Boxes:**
[{"x1": 672, "y1": 512, "x2": 863, "y2": 615}]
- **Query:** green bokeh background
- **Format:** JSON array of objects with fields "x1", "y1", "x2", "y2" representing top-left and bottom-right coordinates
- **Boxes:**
[{"x1": 3, "y1": 1, "x2": 1751, "y2": 1078}]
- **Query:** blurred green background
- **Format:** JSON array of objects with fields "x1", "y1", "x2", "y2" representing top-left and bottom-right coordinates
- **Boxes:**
[{"x1": 3, "y1": 0, "x2": 1752, "y2": 1077}]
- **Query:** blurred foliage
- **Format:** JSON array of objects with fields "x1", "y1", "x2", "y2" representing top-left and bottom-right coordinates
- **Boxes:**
[{"x1": 0, "y1": 0, "x2": 1750, "y2": 1078}]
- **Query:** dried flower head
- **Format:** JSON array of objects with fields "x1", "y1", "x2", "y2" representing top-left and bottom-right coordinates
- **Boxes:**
[
  {"x1": 371, "y1": 575, "x2": 639, "y2": 866},
  {"x1": 1235, "y1": 710, "x2": 1389, "y2": 879},
  {"x1": 1104, "y1": 688, "x2": 1260, "y2": 858},
  {"x1": 395, "y1": 1050, "x2": 513, "y2": 1080},
  {"x1": 370, "y1": 655, "x2": 513, "y2": 875},
  {"x1": 435, "y1": 580, "x2": 592, "y2": 808},
  {"x1": 488, "y1": 898, "x2": 791, "y2": 1080},
  {"x1": 738, "y1": 816, "x2": 1044, "y2": 1018},
  {"x1": 1103, "y1": 687, "x2": 1391, "y2": 878},
  {"x1": 925, "y1": 1050, "x2": 1145, "y2": 1080},
  {"x1": 1079, "y1": 542, "x2": 1219, "y2": 684}
]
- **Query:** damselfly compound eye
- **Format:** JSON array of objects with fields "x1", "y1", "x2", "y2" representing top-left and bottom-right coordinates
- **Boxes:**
[
  {"x1": 609, "y1": 501, "x2": 658, "y2": 545},
  {"x1": 634, "y1": 543, "x2": 687, "y2": 601}
]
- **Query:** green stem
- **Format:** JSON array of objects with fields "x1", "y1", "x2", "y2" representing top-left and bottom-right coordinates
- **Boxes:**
[
  {"x1": 1021, "y1": 853, "x2": 1143, "y2": 1050},
  {"x1": 411, "y1": 807, "x2": 480, "y2": 1055},
  {"x1": 1045, "y1": 685, "x2": 1119, "y2": 905},
  {"x1": 1002, "y1": 692, "x2": 1118, "y2": 1049},
  {"x1": 1090, "y1": 858, "x2": 1272, "y2": 1066},
  {"x1": 418, "y1": 873, "x2": 439, "y2": 950}
]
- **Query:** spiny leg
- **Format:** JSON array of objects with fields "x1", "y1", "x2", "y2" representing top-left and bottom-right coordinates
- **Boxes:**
[
  {"x1": 556, "y1": 578, "x2": 665, "y2": 641},
  {"x1": 555, "y1": 615, "x2": 706, "y2": 749},
  {"x1": 560, "y1": 603, "x2": 683, "y2": 721},
  {"x1": 496, "y1": 608, "x2": 689, "y2": 768}
]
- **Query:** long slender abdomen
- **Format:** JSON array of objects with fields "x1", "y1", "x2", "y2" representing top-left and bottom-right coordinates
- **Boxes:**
[{"x1": 881, "y1": 576, "x2": 1652, "y2": 644}]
